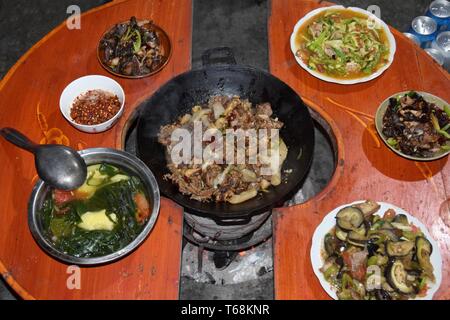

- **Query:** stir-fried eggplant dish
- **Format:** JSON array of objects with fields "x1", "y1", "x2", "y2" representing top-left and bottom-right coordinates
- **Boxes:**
[
  {"x1": 321, "y1": 200, "x2": 435, "y2": 300},
  {"x1": 99, "y1": 16, "x2": 165, "y2": 77},
  {"x1": 295, "y1": 9, "x2": 390, "y2": 79},
  {"x1": 382, "y1": 92, "x2": 450, "y2": 157},
  {"x1": 40, "y1": 163, "x2": 151, "y2": 258},
  {"x1": 158, "y1": 96, "x2": 288, "y2": 204}
]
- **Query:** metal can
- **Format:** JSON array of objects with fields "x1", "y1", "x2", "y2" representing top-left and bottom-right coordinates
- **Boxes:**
[
  {"x1": 427, "y1": 0, "x2": 450, "y2": 31},
  {"x1": 403, "y1": 32, "x2": 421, "y2": 46},
  {"x1": 410, "y1": 16, "x2": 438, "y2": 48},
  {"x1": 425, "y1": 48, "x2": 445, "y2": 66},
  {"x1": 431, "y1": 31, "x2": 450, "y2": 68}
]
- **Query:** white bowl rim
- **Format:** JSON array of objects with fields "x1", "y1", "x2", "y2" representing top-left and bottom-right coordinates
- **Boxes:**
[
  {"x1": 289, "y1": 5, "x2": 397, "y2": 85},
  {"x1": 59, "y1": 74, "x2": 125, "y2": 129},
  {"x1": 310, "y1": 200, "x2": 443, "y2": 300}
]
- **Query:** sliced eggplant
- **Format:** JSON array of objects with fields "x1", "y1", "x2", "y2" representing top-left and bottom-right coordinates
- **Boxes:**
[
  {"x1": 386, "y1": 241, "x2": 415, "y2": 257},
  {"x1": 393, "y1": 214, "x2": 409, "y2": 225},
  {"x1": 366, "y1": 239, "x2": 379, "y2": 257},
  {"x1": 366, "y1": 272, "x2": 382, "y2": 291},
  {"x1": 353, "y1": 200, "x2": 381, "y2": 217},
  {"x1": 375, "y1": 289, "x2": 392, "y2": 300},
  {"x1": 347, "y1": 230, "x2": 367, "y2": 247},
  {"x1": 416, "y1": 236, "x2": 432, "y2": 255},
  {"x1": 391, "y1": 222, "x2": 413, "y2": 232},
  {"x1": 336, "y1": 206, "x2": 364, "y2": 231},
  {"x1": 381, "y1": 221, "x2": 394, "y2": 230},
  {"x1": 416, "y1": 236, "x2": 433, "y2": 273},
  {"x1": 335, "y1": 226, "x2": 348, "y2": 242},
  {"x1": 353, "y1": 224, "x2": 367, "y2": 236},
  {"x1": 386, "y1": 260, "x2": 414, "y2": 294},
  {"x1": 377, "y1": 229, "x2": 400, "y2": 242},
  {"x1": 324, "y1": 233, "x2": 336, "y2": 256}
]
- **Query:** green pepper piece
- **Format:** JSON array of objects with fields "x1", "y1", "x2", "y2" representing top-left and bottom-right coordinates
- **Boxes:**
[
  {"x1": 386, "y1": 137, "x2": 398, "y2": 147},
  {"x1": 442, "y1": 123, "x2": 450, "y2": 132},
  {"x1": 121, "y1": 26, "x2": 131, "y2": 41},
  {"x1": 438, "y1": 129, "x2": 450, "y2": 139},
  {"x1": 430, "y1": 114, "x2": 450, "y2": 139},
  {"x1": 342, "y1": 273, "x2": 353, "y2": 289},
  {"x1": 431, "y1": 113, "x2": 440, "y2": 131},
  {"x1": 418, "y1": 277, "x2": 427, "y2": 290},
  {"x1": 337, "y1": 289, "x2": 354, "y2": 300},
  {"x1": 133, "y1": 30, "x2": 141, "y2": 53},
  {"x1": 444, "y1": 105, "x2": 450, "y2": 117},
  {"x1": 324, "y1": 264, "x2": 339, "y2": 280},
  {"x1": 367, "y1": 256, "x2": 378, "y2": 266}
]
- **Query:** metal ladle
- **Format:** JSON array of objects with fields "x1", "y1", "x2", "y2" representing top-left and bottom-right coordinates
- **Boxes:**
[{"x1": 0, "y1": 127, "x2": 87, "y2": 190}]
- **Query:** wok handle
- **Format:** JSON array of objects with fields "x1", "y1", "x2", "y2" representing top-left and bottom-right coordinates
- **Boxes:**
[{"x1": 202, "y1": 47, "x2": 237, "y2": 66}]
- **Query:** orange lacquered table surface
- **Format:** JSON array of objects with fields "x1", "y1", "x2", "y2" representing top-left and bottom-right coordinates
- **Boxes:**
[{"x1": 1, "y1": 0, "x2": 449, "y2": 301}]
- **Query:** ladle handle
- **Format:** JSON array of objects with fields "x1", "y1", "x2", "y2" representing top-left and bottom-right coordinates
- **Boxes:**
[{"x1": 0, "y1": 127, "x2": 38, "y2": 153}]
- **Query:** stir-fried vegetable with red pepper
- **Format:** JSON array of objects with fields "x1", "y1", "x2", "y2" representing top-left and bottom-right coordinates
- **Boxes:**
[{"x1": 295, "y1": 9, "x2": 390, "y2": 78}]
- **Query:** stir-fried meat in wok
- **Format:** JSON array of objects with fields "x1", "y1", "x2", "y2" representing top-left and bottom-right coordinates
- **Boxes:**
[
  {"x1": 158, "y1": 96, "x2": 288, "y2": 204},
  {"x1": 382, "y1": 92, "x2": 450, "y2": 157},
  {"x1": 100, "y1": 16, "x2": 164, "y2": 76}
]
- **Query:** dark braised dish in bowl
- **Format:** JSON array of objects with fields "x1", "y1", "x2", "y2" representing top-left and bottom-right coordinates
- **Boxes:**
[
  {"x1": 376, "y1": 91, "x2": 450, "y2": 160},
  {"x1": 98, "y1": 16, "x2": 171, "y2": 78}
]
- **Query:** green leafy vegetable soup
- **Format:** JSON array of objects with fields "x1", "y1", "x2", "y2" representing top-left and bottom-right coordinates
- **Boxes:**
[
  {"x1": 40, "y1": 163, "x2": 151, "y2": 258},
  {"x1": 295, "y1": 9, "x2": 390, "y2": 79}
]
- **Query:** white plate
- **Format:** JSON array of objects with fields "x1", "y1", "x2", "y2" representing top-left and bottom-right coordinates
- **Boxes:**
[
  {"x1": 310, "y1": 201, "x2": 442, "y2": 300},
  {"x1": 290, "y1": 5, "x2": 397, "y2": 85}
]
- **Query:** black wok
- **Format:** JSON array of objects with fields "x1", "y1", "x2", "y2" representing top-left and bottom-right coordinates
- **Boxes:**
[{"x1": 136, "y1": 48, "x2": 314, "y2": 220}]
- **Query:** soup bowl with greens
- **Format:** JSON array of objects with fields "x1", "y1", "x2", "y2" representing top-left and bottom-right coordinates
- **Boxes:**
[{"x1": 28, "y1": 148, "x2": 160, "y2": 265}]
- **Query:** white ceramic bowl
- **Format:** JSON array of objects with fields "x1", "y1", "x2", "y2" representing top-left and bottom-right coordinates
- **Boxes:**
[
  {"x1": 311, "y1": 201, "x2": 442, "y2": 300},
  {"x1": 59, "y1": 75, "x2": 125, "y2": 133},
  {"x1": 290, "y1": 5, "x2": 397, "y2": 85}
]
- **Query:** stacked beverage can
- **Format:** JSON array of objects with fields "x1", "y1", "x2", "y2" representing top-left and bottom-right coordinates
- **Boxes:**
[
  {"x1": 410, "y1": 16, "x2": 438, "y2": 48},
  {"x1": 426, "y1": 0, "x2": 450, "y2": 31},
  {"x1": 425, "y1": 48, "x2": 445, "y2": 65},
  {"x1": 431, "y1": 31, "x2": 450, "y2": 68},
  {"x1": 403, "y1": 32, "x2": 421, "y2": 46}
]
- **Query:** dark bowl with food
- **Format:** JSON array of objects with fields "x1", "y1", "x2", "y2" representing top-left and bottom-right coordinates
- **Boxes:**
[
  {"x1": 28, "y1": 148, "x2": 160, "y2": 265},
  {"x1": 97, "y1": 16, "x2": 171, "y2": 79},
  {"x1": 375, "y1": 91, "x2": 450, "y2": 161}
]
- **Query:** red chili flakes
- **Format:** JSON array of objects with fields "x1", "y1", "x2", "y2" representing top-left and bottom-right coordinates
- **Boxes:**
[{"x1": 70, "y1": 89, "x2": 121, "y2": 125}]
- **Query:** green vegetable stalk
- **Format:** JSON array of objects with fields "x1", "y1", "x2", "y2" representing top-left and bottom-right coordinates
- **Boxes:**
[
  {"x1": 133, "y1": 30, "x2": 142, "y2": 53},
  {"x1": 431, "y1": 114, "x2": 450, "y2": 139},
  {"x1": 444, "y1": 105, "x2": 450, "y2": 117},
  {"x1": 324, "y1": 264, "x2": 339, "y2": 280}
]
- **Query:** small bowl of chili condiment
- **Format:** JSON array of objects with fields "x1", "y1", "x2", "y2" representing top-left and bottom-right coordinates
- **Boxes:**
[{"x1": 60, "y1": 75, "x2": 125, "y2": 133}]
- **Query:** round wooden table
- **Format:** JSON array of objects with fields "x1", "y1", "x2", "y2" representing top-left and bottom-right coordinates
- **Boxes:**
[
  {"x1": 1, "y1": 0, "x2": 449, "y2": 300},
  {"x1": 269, "y1": 0, "x2": 450, "y2": 300},
  {"x1": 0, "y1": 0, "x2": 191, "y2": 299}
]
